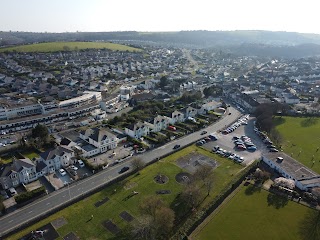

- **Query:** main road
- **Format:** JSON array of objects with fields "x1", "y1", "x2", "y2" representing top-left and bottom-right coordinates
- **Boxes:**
[{"x1": 0, "y1": 106, "x2": 242, "y2": 237}]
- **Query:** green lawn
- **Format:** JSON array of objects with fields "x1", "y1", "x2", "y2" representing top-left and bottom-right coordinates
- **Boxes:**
[
  {"x1": 0, "y1": 41, "x2": 141, "y2": 53},
  {"x1": 274, "y1": 116, "x2": 320, "y2": 173},
  {"x1": 20, "y1": 151, "x2": 39, "y2": 160},
  {"x1": 7, "y1": 146, "x2": 244, "y2": 240},
  {"x1": 194, "y1": 185, "x2": 314, "y2": 240}
]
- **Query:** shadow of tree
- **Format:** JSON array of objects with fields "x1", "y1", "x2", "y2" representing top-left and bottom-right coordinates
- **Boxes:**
[
  {"x1": 299, "y1": 210, "x2": 320, "y2": 240},
  {"x1": 244, "y1": 185, "x2": 261, "y2": 196},
  {"x1": 273, "y1": 117, "x2": 286, "y2": 127},
  {"x1": 301, "y1": 118, "x2": 318, "y2": 127},
  {"x1": 267, "y1": 193, "x2": 288, "y2": 209}
]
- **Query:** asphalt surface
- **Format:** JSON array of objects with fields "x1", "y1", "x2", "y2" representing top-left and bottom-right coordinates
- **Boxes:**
[{"x1": 0, "y1": 106, "x2": 242, "y2": 237}]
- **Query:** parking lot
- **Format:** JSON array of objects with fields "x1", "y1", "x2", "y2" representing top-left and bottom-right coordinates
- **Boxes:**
[{"x1": 201, "y1": 116, "x2": 265, "y2": 165}]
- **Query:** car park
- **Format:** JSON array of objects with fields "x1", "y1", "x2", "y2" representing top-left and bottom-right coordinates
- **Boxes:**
[
  {"x1": 267, "y1": 145, "x2": 276, "y2": 149},
  {"x1": 59, "y1": 168, "x2": 67, "y2": 176},
  {"x1": 119, "y1": 166, "x2": 130, "y2": 174},
  {"x1": 69, "y1": 169, "x2": 77, "y2": 176}
]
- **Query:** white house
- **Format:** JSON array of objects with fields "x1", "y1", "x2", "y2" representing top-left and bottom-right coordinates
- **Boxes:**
[
  {"x1": 152, "y1": 115, "x2": 171, "y2": 132},
  {"x1": 125, "y1": 121, "x2": 150, "y2": 139},
  {"x1": 38, "y1": 146, "x2": 75, "y2": 173},
  {"x1": 199, "y1": 101, "x2": 222, "y2": 114},
  {"x1": 79, "y1": 127, "x2": 118, "y2": 154},
  {"x1": 169, "y1": 110, "x2": 185, "y2": 124}
]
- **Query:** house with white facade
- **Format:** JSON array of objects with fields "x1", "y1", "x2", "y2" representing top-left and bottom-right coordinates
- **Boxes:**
[
  {"x1": 169, "y1": 110, "x2": 185, "y2": 124},
  {"x1": 0, "y1": 158, "x2": 37, "y2": 189},
  {"x1": 261, "y1": 152, "x2": 320, "y2": 191},
  {"x1": 79, "y1": 127, "x2": 118, "y2": 157},
  {"x1": 199, "y1": 101, "x2": 222, "y2": 114},
  {"x1": 182, "y1": 106, "x2": 198, "y2": 118},
  {"x1": 38, "y1": 146, "x2": 75, "y2": 173},
  {"x1": 125, "y1": 121, "x2": 150, "y2": 139}
]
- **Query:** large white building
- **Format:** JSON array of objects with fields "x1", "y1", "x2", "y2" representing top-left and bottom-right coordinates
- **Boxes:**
[{"x1": 261, "y1": 152, "x2": 320, "y2": 191}]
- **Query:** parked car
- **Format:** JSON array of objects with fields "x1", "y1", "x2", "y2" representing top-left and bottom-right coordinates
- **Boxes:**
[
  {"x1": 269, "y1": 148, "x2": 279, "y2": 152},
  {"x1": 8, "y1": 187, "x2": 17, "y2": 196},
  {"x1": 59, "y1": 168, "x2": 67, "y2": 176},
  {"x1": 70, "y1": 165, "x2": 78, "y2": 171},
  {"x1": 70, "y1": 169, "x2": 77, "y2": 176},
  {"x1": 119, "y1": 166, "x2": 130, "y2": 174},
  {"x1": 173, "y1": 144, "x2": 181, "y2": 149},
  {"x1": 78, "y1": 160, "x2": 85, "y2": 168},
  {"x1": 247, "y1": 146, "x2": 257, "y2": 151},
  {"x1": 201, "y1": 130, "x2": 208, "y2": 135}
]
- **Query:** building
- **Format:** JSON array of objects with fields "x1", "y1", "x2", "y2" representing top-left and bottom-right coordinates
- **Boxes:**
[
  {"x1": 125, "y1": 121, "x2": 150, "y2": 139},
  {"x1": 261, "y1": 152, "x2": 320, "y2": 191},
  {"x1": 79, "y1": 127, "x2": 118, "y2": 157}
]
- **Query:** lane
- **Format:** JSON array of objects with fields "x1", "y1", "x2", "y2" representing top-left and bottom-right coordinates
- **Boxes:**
[{"x1": 0, "y1": 107, "x2": 241, "y2": 237}]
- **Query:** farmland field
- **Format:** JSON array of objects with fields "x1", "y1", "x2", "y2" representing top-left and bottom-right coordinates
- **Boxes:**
[
  {"x1": 273, "y1": 116, "x2": 320, "y2": 174},
  {"x1": 0, "y1": 41, "x2": 141, "y2": 53},
  {"x1": 7, "y1": 146, "x2": 244, "y2": 240},
  {"x1": 192, "y1": 185, "x2": 314, "y2": 240}
]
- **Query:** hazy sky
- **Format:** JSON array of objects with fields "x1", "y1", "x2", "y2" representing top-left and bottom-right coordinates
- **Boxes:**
[{"x1": 1, "y1": 0, "x2": 319, "y2": 34}]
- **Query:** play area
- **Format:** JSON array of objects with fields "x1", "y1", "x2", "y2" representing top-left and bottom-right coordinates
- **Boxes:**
[{"x1": 175, "y1": 151, "x2": 218, "y2": 174}]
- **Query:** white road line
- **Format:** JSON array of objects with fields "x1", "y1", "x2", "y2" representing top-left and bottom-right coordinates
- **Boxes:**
[
  {"x1": 9, "y1": 220, "x2": 13, "y2": 223},
  {"x1": 46, "y1": 202, "x2": 50, "y2": 205},
  {"x1": 28, "y1": 210, "x2": 33, "y2": 214}
]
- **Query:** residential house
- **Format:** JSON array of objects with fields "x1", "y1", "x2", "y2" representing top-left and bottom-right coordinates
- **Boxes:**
[
  {"x1": 79, "y1": 127, "x2": 118, "y2": 156},
  {"x1": 152, "y1": 115, "x2": 171, "y2": 132},
  {"x1": 182, "y1": 106, "x2": 198, "y2": 118},
  {"x1": 125, "y1": 121, "x2": 150, "y2": 139},
  {"x1": 38, "y1": 146, "x2": 75, "y2": 173},
  {"x1": 169, "y1": 110, "x2": 185, "y2": 124}
]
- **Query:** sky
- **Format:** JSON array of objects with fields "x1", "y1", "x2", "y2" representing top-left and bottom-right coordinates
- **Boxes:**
[{"x1": 1, "y1": 0, "x2": 320, "y2": 34}]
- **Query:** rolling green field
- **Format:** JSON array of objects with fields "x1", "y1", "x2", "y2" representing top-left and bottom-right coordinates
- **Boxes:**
[
  {"x1": 7, "y1": 146, "x2": 244, "y2": 240},
  {"x1": 274, "y1": 116, "x2": 320, "y2": 173},
  {"x1": 0, "y1": 41, "x2": 141, "y2": 53},
  {"x1": 193, "y1": 185, "x2": 314, "y2": 240}
]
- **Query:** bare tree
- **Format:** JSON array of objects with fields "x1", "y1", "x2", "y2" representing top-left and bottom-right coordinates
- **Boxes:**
[
  {"x1": 132, "y1": 157, "x2": 145, "y2": 172},
  {"x1": 154, "y1": 206, "x2": 175, "y2": 237},
  {"x1": 139, "y1": 195, "x2": 164, "y2": 218},
  {"x1": 181, "y1": 184, "x2": 202, "y2": 208},
  {"x1": 194, "y1": 165, "x2": 212, "y2": 183},
  {"x1": 204, "y1": 177, "x2": 214, "y2": 196},
  {"x1": 131, "y1": 215, "x2": 155, "y2": 240}
]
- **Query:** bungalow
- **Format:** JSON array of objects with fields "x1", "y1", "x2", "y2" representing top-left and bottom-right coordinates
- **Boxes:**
[{"x1": 261, "y1": 152, "x2": 320, "y2": 191}]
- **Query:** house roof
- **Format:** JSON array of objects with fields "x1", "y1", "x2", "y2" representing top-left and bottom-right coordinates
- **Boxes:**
[
  {"x1": 14, "y1": 158, "x2": 35, "y2": 171},
  {"x1": 82, "y1": 127, "x2": 116, "y2": 142},
  {"x1": 0, "y1": 164, "x2": 16, "y2": 178},
  {"x1": 36, "y1": 161, "x2": 47, "y2": 172},
  {"x1": 40, "y1": 146, "x2": 73, "y2": 161},
  {"x1": 60, "y1": 137, "x2": 72, "y2": 146},
  {"x1": 263, "y1": 152, "x2": 318, "y2": 180}
]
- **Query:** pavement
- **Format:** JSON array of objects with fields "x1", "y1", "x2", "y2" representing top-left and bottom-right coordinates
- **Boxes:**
[{"x1": 0, "y1": 106, "x2": 243, "y2": 238}]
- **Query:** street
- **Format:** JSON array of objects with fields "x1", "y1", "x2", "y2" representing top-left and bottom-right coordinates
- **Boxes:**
[{"x1": 0, "y1": 106, "x2": 242, "y2": 237}]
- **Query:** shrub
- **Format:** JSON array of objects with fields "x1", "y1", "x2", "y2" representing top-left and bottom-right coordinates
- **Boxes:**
[{"x1": 15, "y1": 186, "x2": 46, "y2": 204}]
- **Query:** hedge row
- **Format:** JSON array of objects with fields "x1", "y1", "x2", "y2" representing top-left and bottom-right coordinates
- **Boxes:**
[
  {"x1": 15, "y1": 186, "x2": 46, "y2": 204},
  {"x1": 171, "y1": 163, "x2": 258, "y2": 240}
]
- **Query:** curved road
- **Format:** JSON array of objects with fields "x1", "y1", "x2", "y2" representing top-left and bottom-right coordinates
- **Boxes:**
[{"x1": 0, "y1": 107, "x2": 241, "y2": 237}]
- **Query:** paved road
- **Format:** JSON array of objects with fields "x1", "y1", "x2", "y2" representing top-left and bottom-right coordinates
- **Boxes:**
[{"x1": 0, "y1": 107, "x2": 242, "y2": 237}]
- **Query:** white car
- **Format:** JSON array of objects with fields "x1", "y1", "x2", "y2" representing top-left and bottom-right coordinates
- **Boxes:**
[
  {"x1": 59, "y1": 169, "x2": 67, "y2": 176},
  {"x1": 9, "y1": 187, "x2": 18, "y2": 196},
  {"x1": 70, "y1": 165, "x2": 78, "y2": 171},
  {"x1": 78, "y1": 160, "x2": 85, "y2": 168}
]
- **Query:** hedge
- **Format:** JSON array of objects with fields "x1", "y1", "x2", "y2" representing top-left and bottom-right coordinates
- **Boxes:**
[{"x1": 15, "y1": 186, "x2": 46, "y2": 204}]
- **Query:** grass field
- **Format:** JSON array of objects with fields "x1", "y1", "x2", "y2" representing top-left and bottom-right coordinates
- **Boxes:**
[
  {"x1": 0, "y1": 41, "x2": 141, "y2": 53},
  {"x1": 273, "y1": 116, "x2": 320, "y2": 173},
  {"x1": 7, "y1": 146, "x2": 244, "y2": 240},
  {"x1": 20, "y1": 150, "x2": 39, "y2": 160},
  {"x1": 193, "y1": 185, "x2": 314, "y2": 240}
]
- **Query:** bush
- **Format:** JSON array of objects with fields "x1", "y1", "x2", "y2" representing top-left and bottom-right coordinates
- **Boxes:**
[{"x1": 15, "y1": 186, "x2": 46, "y2": 204}]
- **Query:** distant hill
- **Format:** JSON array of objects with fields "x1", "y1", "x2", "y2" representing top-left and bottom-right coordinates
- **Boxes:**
[
  {"x1": 0, "y1": 41, "x2": 142, "y2": 53},
  {"x1": 2, "y1": 30, "x2": 320, "y2": 57}
]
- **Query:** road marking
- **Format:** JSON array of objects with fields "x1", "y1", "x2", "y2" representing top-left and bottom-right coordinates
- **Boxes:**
[
  {"x1": 77, "y1": 188, "x2": 81, "y2": 191},
  {"x1": 28, "y1": 210, "x2": 33, "y2": 214},
  {"x1": 9, "y1": 220, "x2": 13, "y2": 223},
  {"x1": 62, "y1": 195, "x2": 66, "y2": 197},
  {"x1": 46, "y1": 202, "x2": 50, "y2": 205}
]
